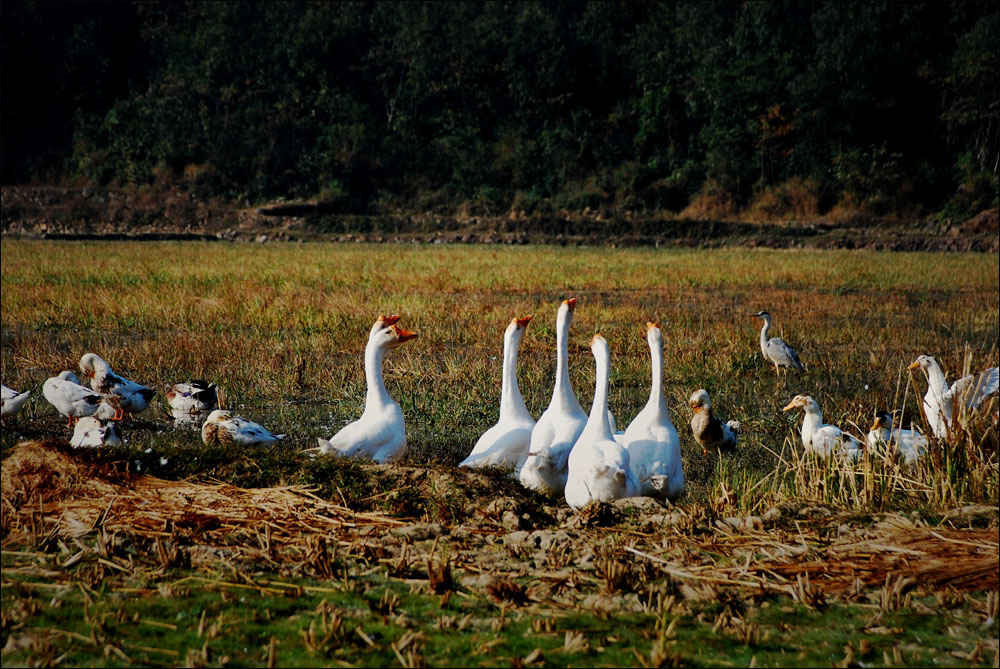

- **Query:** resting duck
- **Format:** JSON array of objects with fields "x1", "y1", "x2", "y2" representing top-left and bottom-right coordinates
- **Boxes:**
[
  {"x1": 623, "y1": 323, "x2": 683, "y2": 502},
  {"x1": 79, "y1": 353, "x2": 155, "y2": 420},
  {"x1": 1, "y1": 385, "x2": 31, "y2": 419},
  {"x1": 43, "y1": 371, "x2": 102, "y2": 425},
  {"x1": 519, "y1": 299, "x2": 588, "y2": 494},
  {"x1": 783, "y1": 395, "x2": 863, "y2": 460},
  {"x1": 689, "y1": 389, "x2": 739, "y2": 455},
  {"x1": 752, "y1": 311, "x2": 806, "y2": 375},
  {"x1": 459, "y1": 316, "x2": 535, "y2": 469},
  {"x1": 166, "y1": 380, "x2": 219, "y2": 421},
  {"x1": 71, "y1": 416, "x2": 123, "y2": 448},
  {"x1": 866, "y1": 411, "x2": 928, "y2": 466},
  {"x1": 315, "y1": 317, "x2": 418, "y2": 463},
  {"x1": 201, "y1": 409, "x2": 284, "y2": 446},
  {"x1": 909, "y1": 355, "x2": 999, "y2": 439}
]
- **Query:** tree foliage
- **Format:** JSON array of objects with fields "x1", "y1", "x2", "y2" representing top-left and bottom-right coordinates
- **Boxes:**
[{"x1": 2, "y1": 0, "x2": 997, "y2": 218}]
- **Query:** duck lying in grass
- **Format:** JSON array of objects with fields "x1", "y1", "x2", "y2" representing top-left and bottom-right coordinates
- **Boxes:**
[
  {"x1": 71, "y1": 416, "x2": 123, "y2": 448},
  {"x1": 783, "y1": 394, "x2": 863, "y2": 461},
  {"x1": 166, "y1": 380, "x2": 219, "y2": 422},
  {"x1": 201, "y1": 409, "x2": 284, "y2": 446},
  {"x1": 866, "y1": 411, "x2": 928, "y2": 466}
]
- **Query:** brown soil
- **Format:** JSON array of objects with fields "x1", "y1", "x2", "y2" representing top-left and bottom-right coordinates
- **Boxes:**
[{"x1": 2, "y1": 186, "x2": 997, "y2": 251}]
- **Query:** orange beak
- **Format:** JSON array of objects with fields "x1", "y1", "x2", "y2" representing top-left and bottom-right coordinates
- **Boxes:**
[
  {"x1": 515, "y1": 315, "x2": 533, "y2": 328},
  {"x1": 646, "y1": 321, "x2": 659, "y2": 332},
  {"x1": 380, "y1": 314, "x2": 401, "y2": 327},
  {"x1": 391, "y1": 324, "x2": 418, "y2": 343},
  {"x1": 564, "y1": 298, "x2": 577, "y2": 310},
  {"x1": 907, "y1": 361, "x2": 920, "y2": 370},
  {"x1": 782, "y1": 400, "x2": 797, "y2": 412}
]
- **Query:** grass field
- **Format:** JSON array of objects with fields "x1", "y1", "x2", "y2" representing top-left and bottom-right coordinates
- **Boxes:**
[{"x1": 2, "y1": 240, "x2": 998, "y2": 667}]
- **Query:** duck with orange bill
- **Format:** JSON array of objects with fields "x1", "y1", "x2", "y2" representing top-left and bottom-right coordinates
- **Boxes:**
[
  {"x1": 689, "y1": 389, "x2": 739, "y2": 455},
  {"x1": 783, "y1": 394, "x2": 863, "y2": 460}
]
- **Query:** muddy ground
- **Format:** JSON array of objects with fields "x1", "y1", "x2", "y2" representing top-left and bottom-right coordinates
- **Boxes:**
[{"x1": 2, "y1": 186, "x2": 997, "y2": 251}]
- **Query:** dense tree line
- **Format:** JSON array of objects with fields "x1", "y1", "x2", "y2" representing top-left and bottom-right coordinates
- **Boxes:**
[{"x1": 2, "y1": 1, "x2": 997, "y2": 219}]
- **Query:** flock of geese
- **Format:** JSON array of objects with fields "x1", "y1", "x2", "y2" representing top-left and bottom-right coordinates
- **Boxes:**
[{"x1": 2, "y1": 300, "x2": 998, "y2": 509}]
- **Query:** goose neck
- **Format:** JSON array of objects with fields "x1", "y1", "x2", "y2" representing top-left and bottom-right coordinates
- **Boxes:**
[
  {"x1": 647, "y1": 338, "x2": 667, "y2": 412},
  {"x1": 585, "y1": 346, "x2": 613, "y2": 439},
  {"x1": 500, "y1": 332, "x2": 529, "y2": 418},
  {"x1": 364, "y1": 341, "x2": 390, "y2": 405}
]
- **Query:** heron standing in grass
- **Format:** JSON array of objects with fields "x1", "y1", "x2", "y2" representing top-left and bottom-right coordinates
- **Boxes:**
[{"x1": 752, "y1": 311, "x2": 806, "y2": 375}]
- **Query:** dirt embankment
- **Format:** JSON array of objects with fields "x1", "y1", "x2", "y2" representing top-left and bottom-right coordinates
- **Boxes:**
[{"x1": 2, "y1": 186, "x2": 997, "y2": 251}]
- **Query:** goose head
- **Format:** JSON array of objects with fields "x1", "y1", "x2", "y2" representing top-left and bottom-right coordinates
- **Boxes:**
[
  {"x1": 591, "y1": 333, "x2": 608, "y2": 357},
  {"x1": 646, "y1": 321, "x2": 662, "y2": 347},
  {"x1": 689, "y1": 389, "x2": 711, "y2": 413},
  {"x1": 505, "y1": 315, "x2": 533, "y2": 343},
  {"x1": 782, "y1": 394, "x2": 817, "y2": 413},
  {"x1": 370, "y1": 322, "x2": 418, "y2": 351},
  {"x1": 370, "y1": 314, "x2": 401, "y2": 338},
  {"x1": 79, "y1": 353, "x2": 110, "y2": 379}
]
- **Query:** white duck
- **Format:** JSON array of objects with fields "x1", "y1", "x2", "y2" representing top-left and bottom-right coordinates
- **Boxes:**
[
  {"x1": 752, "y1": 311, "x2": 805, "y2": 375},
  {"x1": 909, "y1": 355, "x2": 999, "y2": 439},
  {"x1": 79, "y1": 353, "x2": 155, "y2": 420},
  {"x1": 459, "y1": 316, "x2": 536, "y2": 469},
  {"x1": 202, "y1": 409, "x2": 284, "y2": 446},
  {"x1": 566, "y1": 335, "x2": 640, "y2": 509},
  {"x1": 166, "y1": 380, "x2": 219, "y2": 421},
  {"x1": 43, "y1": 371, "x2": 103, "y2": 425},
  {"x1": 315, "y1": 318, "x2": 418, "y2": 463},
  {"x1": 71, "y1": 416, "x2": 123, "y2": 448},
  {"x1": 519, "y1": 299, "x2": 588, "y2": 494},
  {"x1": 689, "y1": 389, "x2": 740, "y2": 455},
  {"x1": 866, "y1": 411, "x2": 928, "y2": 466},
  {"x1": 783, "y1": 395, "x2": 863, "y2": 460},
  {"x1": 1, "y1": 385, "x2": 31, "y2": 419},
  {"x1": 623, "y1": 323, "x2": 683, "y2": 502}
]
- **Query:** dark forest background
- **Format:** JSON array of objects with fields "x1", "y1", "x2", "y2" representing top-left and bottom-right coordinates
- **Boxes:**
[{"x1": 2, "y1": 1, "x2": 997, "y2": 222}]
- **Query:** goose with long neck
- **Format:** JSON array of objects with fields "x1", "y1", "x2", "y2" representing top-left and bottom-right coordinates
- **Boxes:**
[
  {"x1": 909, "y1": 354, "x2": 999, "y2": 439},
  {"x1": 752, "y1": 311, "x2": 805, "y2": 375},
  {"x1": 623, "y1": 323, "x2": 683, "y2": 501},
  {"x1": 565, "y1": 335, "x2": 639, "y2": 509},
  {"x1": 460, "y1": 316, "x2": 536, "y2": 468},
  {"x1": 518, "y1": 299, "x2": 588, "y2": 494},
  {"x1": 783, "y1": 395, "x2": 862, "y2": 460},
  {"x1": 316, "y1": 316, "x2": 417, "y2": 463}
]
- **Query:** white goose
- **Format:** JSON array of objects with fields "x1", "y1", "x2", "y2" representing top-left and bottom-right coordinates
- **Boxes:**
[
  {"x1": 909, "y1": 355, "x2": 999, "y2": 439},
  {"x1": 202, "y1": 409, "x2": 284, "y2": 446},
  {"x1": 752, "y1": 311, "x2": 805, "y2": 375},
  {"x1": 459, "y1": 316, "x2": 536, "y2": 469},
  {"x1": 519, "y1": 299, "x2": 588, "y2": 494},
  {"x1": 783, "y1": 395, "x2": 863, "y2": 460},
  {"x1": 866, "y1": 411, "x2": 928, "y2": 466},
  {"x1": 166, "y1": 380, "x2": 219, "y2": 421},
  {"x1": 1, "y1": 385, "x2": 31, "y2": 419},
  {"x1": 79, "y1": 353, "x2": 155, "y2": 420},
  {"x1": 623, "y1": 323, "x2": 683, "y2": 502},
  {"x1": 566, "y1": 335, "x2": 640, "y2": 509},
  {"x1": 71, "y1": 416, "x2": 123, "y2": 448},
  {"x1": 316, "y1": 318, "x2": 418, "y2": 463},
  {"x1": 43, "y1": 371, "x2": 103, "y2": 425},
  {"x1": 689, "y1": 389, "x2": 739, "y2": 454}
]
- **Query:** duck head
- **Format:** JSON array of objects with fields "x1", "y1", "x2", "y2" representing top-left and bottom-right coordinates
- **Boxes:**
[
  {"x1": 689, "y1": 389, "x2": 711, "y2": 413},
  {"x1": 782, "y1": 395, "x2": 817, "y2": 413},
  {"x1": 79, "y1": 353, "x2": 110, "y2": 379}
]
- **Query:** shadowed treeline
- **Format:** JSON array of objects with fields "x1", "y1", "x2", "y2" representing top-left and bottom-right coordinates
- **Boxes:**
[{"x1": 2, "y1": 1, "x2": 997, "y2": 221}]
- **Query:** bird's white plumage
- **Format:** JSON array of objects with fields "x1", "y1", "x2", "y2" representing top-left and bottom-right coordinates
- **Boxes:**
[
  {"x1": 1, "y1": 385, "x2": 31, "y2": 418},
  {"x1": 43, "y1": 371, "x2": 102, "y2": 424},
  {"x1": 315, "y1": 317, "x2": 416, "y2": 463},
  {"x1": 565, "y1": 335, "x2": 640, "y2": 509},
  {"x1": 460, "y1": 316, "x2": 535, "y2": 469},
  {"x1": 71, "y1": 416, "x2": 123, "y2": 448},
  {"x1": 519, "y1": 299, "x2": 587, "y2": 494},
  {"x1": 623, "y1": 323, "x2": 683, "y2": 502},
  {"x1": 910, "y1": 355, "x2": 999, "y2": 439},
  {"x1": 866, "y1": 411, "x2": 928, "y2": 466},
  {"x1": 79, "y1": 353, "x2": 155, "y2": 419},
  {"x1": 202, "y1": 409, "x2": 283, "y2": 446},
  {"x1": 783, "y1": 395, "x2": 863, "y2": 460}
]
